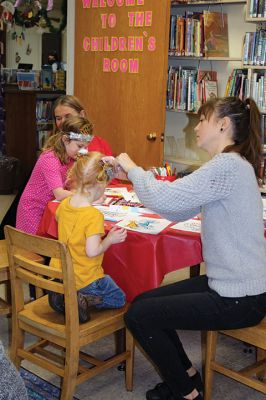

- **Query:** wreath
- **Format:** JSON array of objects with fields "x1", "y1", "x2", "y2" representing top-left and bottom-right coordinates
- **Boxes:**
[{"x1": 14, "y1": 0, "x2": 67, "y2": 33}]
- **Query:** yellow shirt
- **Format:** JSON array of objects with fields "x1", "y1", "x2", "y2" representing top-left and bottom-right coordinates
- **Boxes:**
[{"x1": 51, "y1": 197, "x2": 105, "y2": 290}]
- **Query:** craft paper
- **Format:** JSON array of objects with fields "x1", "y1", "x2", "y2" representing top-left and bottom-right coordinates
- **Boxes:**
[
  {"x1": 116, "y1": 216, "x2": 171, "y2": 234},
  {"x1": 171, "y1": 219, "x2": 201, "y2": 233}
]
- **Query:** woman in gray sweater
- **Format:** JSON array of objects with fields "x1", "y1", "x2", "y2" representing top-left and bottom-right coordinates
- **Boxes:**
[{"x1": 115, "y1": 97, "x2": 266, "y2": 400}]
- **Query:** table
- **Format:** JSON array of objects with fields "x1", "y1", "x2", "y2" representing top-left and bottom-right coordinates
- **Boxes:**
[{"x1": 37, "y1": 202, "x2": 203, "y2": 302}]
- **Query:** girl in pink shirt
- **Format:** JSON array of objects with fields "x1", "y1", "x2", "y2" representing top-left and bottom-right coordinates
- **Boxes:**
[{"x1": 16, "y1": 115, "x2": 93, "y2": 235}]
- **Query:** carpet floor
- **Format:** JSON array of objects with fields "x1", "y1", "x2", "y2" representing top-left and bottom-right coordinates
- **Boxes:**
[{"x1": 20, "y1": 367, "x2": 78, "y2": 400}]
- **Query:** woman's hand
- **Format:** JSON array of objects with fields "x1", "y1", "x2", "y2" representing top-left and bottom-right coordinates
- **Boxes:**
[
  {"x1": 101, "y1": 155, "x2": 128, "y2": 180},
  {"x1": 116, "y1": 153, "x2": 137, "y2": 173}
]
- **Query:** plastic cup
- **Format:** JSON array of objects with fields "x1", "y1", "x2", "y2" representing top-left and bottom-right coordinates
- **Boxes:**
[{"x1": 155, "y1": 175, "x2": 176, "y2": 182}]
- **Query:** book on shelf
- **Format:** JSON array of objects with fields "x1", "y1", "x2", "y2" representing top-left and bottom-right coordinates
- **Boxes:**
[
  {"x1": 36, "y1": 100, "x2": 53, "y2": 122},
  {"x1": 166, "y1": 67, "x2": 217, "y2": 112},
  {"x1": 249, "y1": 0, "x2": 266, "y2": 18},
  {"x1": 243, "y1": 30, "x2": 266, "y2": 66},
  {"x1": 203, "y1": 11, "x2": 229, "y2": 57},
  {"x1": 224, "y1": 68, "x2": 266, "y2": 110},
  {"x1": 170, "y1": 11, "x2": 229, "y2": 58}
]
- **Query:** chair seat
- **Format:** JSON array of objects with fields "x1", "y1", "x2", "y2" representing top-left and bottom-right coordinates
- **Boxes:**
[
  {"x1": 220, "y1": 317, "x2": 266, "y2": 349},
  {"x1": 19, "y1": 295, "x2": 129, "y2": 342},
  {"x1": 205, "y1": 317, "x2": 266, "y2": 399}
]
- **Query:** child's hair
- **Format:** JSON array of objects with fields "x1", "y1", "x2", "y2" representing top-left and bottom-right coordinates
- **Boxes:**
[
  {"x1": 43, "y1": 115, "x2": 93, "y2": 164},
  {"x1": 52, "y1": 95, "x2": 86, "y2": 132},
  {"x1": 68, "y1": 152, "x2": 113, "y2": 193},
  {"x1": 198, "y1": 97, "x2": 262, "y2": 181}
]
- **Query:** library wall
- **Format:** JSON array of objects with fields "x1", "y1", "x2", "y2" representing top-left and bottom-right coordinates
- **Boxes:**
[
  {"x1": 6, "y1": 10, "x2": 67, "y2": 70},
  {"x1": 164, "y1": 2, "x2": 257, "y2": 171}
]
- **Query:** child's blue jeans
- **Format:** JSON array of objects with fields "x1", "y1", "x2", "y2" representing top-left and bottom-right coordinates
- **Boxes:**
[{"x1": 79, "y1": 274, "x2": 126, "y2": 309}]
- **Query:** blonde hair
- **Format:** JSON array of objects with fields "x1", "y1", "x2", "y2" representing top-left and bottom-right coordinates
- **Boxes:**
[
  {"x1": 43, "y1": 115, "x2": 93, "y2": 164},
  {"x1": 68, "y1": 152, "x2": 112, "y2": 193}
]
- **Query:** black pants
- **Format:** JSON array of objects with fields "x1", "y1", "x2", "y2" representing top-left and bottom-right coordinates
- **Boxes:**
[{"x1": 124, "y1": 275, "x2": 266, "y2": 397}]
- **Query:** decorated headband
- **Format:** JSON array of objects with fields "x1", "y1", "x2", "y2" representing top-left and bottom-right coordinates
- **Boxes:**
[
  {"x1": 68, "y1": 122, "x2": 93, "y2": 142},
  {"x1": 69, "y1": 131, "x2": 93, "y2": 142}
]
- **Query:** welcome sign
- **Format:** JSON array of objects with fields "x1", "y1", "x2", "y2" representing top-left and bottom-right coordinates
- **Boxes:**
[{"x1": 81, "y1": 0, "x2": 156, "y2": 73}]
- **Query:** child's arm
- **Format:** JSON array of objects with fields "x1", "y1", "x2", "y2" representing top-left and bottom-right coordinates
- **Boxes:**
[{"x1": 86, "y1": 226, "x2": 127, "y2": 258}]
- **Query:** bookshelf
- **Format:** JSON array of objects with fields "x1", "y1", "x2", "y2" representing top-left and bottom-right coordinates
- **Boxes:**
[
  {"x1": 164, "y1": 0, "x2": 257, "y2": 172},
  {"x1": 0, "y1": 14, "x2": 5, "y2": 154},
  {"x1": 4, "y1": 89, "x2": 65, "y2": 183}
]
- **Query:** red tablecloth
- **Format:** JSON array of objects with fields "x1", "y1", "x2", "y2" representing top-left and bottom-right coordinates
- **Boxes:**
[{"x1": 37, "y1": 201, "x2": 203, "y2": 302}]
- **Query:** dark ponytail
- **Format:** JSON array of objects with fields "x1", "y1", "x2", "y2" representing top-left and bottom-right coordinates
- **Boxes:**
[{"x1": 199, "y1": 97, "x2": 262, "y2": 181}]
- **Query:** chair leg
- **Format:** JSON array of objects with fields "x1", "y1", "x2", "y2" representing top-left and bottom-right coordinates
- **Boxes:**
[
  {"x1": 205, "y1": 331, "x2": 218, "y2": 400},
  {"x1": 60, "y1": 346, "x2": 79, "y2": 400},
  {"x1": 256, "y1": 348, "x2": 266, "y2": 380},
  {"x1": 125, "y1": 328, "x2": 134, "y2": 391},
  {"x1": 10, "y1": 321, "x2": 25, "y2": 369}
]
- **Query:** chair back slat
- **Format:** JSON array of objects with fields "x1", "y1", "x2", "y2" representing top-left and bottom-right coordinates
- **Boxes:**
[
  {"x1": 6, "y1": 226, "x2": 62, "y2": 258},
  {"x1": 14, "y1": 255, "x2": 62, "y2": 280},
  {"x1": 4, "y1": 225, "x2": 79, "y2": 329},
  {"x1": 16, "y1": 268, "x2": 65, "y2": 294}
]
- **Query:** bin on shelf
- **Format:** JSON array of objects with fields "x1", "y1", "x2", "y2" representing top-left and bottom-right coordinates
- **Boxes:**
[{"x1": 0, "y1": 156, "x2": 19, "y2": 194}]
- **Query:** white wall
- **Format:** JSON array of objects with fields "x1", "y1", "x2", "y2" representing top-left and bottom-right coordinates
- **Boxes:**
[
  {"x1": 6, "y1": 8, "x2": 68, "y2": 70},
  {"x1": 6, "y1": 27, "x2": 42, "y2": 69}
]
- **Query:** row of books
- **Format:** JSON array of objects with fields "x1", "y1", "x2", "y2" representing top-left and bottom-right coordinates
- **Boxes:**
[
  {"x1": 36, "y1": 100, "x2": 54, "y2": 122},
  {"x1": 243, "y1": 30, "x2": 266, "y2": 66},
  {"x1": 37, "y1": 130, "x2": 50, "y2": 150},
  {"x1": 261, "y1": 113, "x2": 266, "y2": 152},
  {"x1": 248, "y1": 0, "x2": 266, "y2": 18},
  {"x1": 225, "y1": 69, "x2": 266, "y2": 112},
  {"x1": 169, "y1": 11, "x2": 229, "y2": 58},
  {"x1": 166, "y1": 66, "x2": 218, "y2": 112}
]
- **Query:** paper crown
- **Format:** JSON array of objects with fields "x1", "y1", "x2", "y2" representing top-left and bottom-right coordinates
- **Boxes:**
[{"x1": 68, "y1": 122, "x2": 93, "y2": 142}]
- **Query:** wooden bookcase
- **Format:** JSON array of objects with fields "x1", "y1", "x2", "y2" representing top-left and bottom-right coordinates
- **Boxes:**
[
  {"x1": 164, "y1": 0, "x2": 257, "y2": 172},
  {"x1": 4, "y1": 88, "x2": 65, "y2": 183}
]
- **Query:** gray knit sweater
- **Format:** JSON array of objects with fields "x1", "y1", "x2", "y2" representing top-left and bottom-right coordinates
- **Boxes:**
[
  {"x1": 128, "y1": 153, "x2": 266, "y2": 297},
  {"x1": 0, "y1": 341, "x2": 28, "y2": 400}
]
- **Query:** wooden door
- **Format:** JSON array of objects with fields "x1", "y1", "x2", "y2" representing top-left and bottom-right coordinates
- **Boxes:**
[{"x1": 75, "y1": 0, "x2": 170, "y2": 168}]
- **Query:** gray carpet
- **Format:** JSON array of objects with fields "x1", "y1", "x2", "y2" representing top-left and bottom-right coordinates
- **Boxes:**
[
  {"x1": 1, "y1": 316, "x2": 265, "y2": 399},
  {"x1": 25, "y1": 331, "x2": 266, "y2": 399}
]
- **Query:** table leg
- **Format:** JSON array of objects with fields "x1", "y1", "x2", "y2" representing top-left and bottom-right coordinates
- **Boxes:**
[
  {"x1": 190, "y1": 264, "x2": 201, "y2": 278},
  {"x1": 115, "y1": 328, "x2": 126, "y2": 371}
]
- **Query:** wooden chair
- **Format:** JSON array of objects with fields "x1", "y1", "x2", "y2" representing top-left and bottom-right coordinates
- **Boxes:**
[
  {"x1": 0, "y1": 239, "x2": 44, "y2": 316},
  {"x1": 4, "y1": 225, "x2": 134, "y2": 400},
  {"x1": 205, "y1": 317, "x2": 266, "y2": 399}
]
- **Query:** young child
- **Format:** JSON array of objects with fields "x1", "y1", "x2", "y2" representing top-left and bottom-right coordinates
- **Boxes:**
[
  {"x1": 16, "y1": 115, "x2": 94, "y2": 235},
  {"x1": 49, "y1": 152, "x2": 127, "y2": 322}
]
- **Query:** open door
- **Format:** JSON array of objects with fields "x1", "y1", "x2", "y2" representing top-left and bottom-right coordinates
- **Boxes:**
[{"x1": 75, "y1": 0, "x2": 170, "y2": 168}]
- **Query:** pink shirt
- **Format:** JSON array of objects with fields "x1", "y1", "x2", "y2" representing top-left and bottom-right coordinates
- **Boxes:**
[{"x1": 16, "y1": 150, "x2": 73, "y2": 235}]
